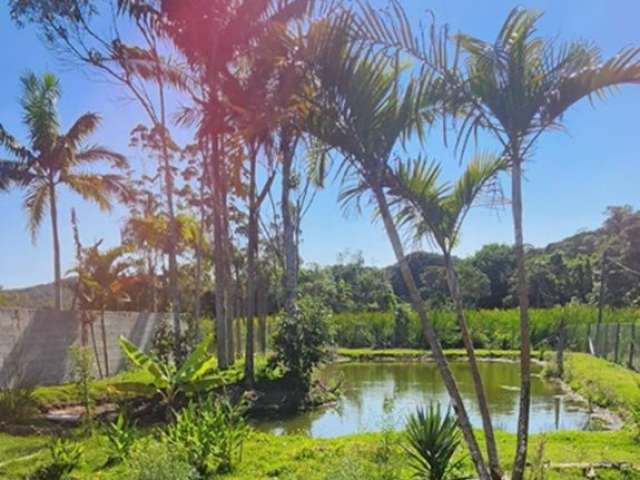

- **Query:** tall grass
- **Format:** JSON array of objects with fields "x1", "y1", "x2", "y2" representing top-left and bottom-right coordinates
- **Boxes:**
[{"x1": 331, "y1": 305, "x2": 640, "y2": 350}]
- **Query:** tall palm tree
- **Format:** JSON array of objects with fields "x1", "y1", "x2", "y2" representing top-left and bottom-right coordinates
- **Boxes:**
[
  {"x1": 451, "y1": 10, "x2": 640, "y2": 478},
  {"x1": 302, "y1": 25, "x2": 492, "y2": 480},
  {"x1": 387, "y1": 154, "x2": 506, "y2": 478},
  {"x1": 355, "y1": 5, "x2": 640, "y2": 477},
  {"x1": 0, "y1": 72, "x2": 129, "y2": 310}
]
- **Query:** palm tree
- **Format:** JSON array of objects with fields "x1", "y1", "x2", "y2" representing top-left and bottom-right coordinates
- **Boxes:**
[
  {"x1": 450, "y1": 10, "x2": 640, "y2": 478},
  {"x1": 72, "y1": 242, "x2": 136, "y2": 377},
  {"x1": 387, "y1": 154, "x2": 506, "y2": 478},
  {"x1": 355, "y1": 6, "x2": 640, "y2": 477},
  {"x1": 302, "y1": 25, "x2": 492, "y2": 480},
  {"x1": 0, "y1": 72, "x2": 129, "y2": 310}
]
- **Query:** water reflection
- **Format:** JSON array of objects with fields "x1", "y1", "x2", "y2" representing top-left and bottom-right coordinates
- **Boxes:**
[{"x1": 256, "y1": 361, "x2": 590, "y2": 438}]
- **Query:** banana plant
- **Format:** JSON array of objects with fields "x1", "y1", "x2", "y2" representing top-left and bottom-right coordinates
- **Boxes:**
[{"x1": 111, "y1": 334, "x2": 219, "y2": 407}]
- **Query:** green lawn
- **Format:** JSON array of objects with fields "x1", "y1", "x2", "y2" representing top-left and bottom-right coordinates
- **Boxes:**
[
  {"x1": 1, "y1": 429, "x2": 639, "y2": 479},
  {"x1": 2, "y1": 351, "x2": 639, "y2": 479}
]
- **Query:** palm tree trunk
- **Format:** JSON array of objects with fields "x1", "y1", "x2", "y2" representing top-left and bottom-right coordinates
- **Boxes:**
[
  {"x1": 443, "y1": 252, "x2": 502, "y2": 480},
  {"x1": 211, "y1": 137, "x2": 228, "y2": 368},
  {"x1": 281, "y1": 130, "x2": 297, "y2": 317},
  {"x1": 157, "y1": 82, "x2": 181, "y2": 348},
  {"x1": 372, "y1": 185, "x2": 490, "y2": 480},
  {"x1": 48, "y1": 181, "x2": 62, "y2": 310},
  {"x1": 511, "y1": 157, "x2": 531, "y2": 480},
  {"x1": 100, "y1": 308, "x2": 110, "y2": 377},
  {"x1": 245, "y1": 150, "x2": 259, "y2": 385}
]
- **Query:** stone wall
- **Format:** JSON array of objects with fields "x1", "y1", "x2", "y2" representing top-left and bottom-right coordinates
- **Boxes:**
[{"x1": 0, "y1": 308, "x2": 168, "y2": 387}]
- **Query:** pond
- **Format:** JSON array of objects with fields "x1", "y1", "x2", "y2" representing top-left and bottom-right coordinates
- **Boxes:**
[{"x1": 256, "y1": 361, "x2": 590, "y2": 438}]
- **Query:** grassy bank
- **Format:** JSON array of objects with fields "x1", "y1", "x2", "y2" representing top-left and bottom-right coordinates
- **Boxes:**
[
  {"x1": 336, "y1": 347, "x2": 534, "y2": 362},
  {"x1": 564, "y1": 352, "x2": 640, "y2": 415},
  {"x1": 1, "y1": 429, "x2": 639, "y2": 479}
]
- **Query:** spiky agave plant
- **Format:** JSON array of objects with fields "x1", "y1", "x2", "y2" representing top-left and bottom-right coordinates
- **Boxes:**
[{"x1": 404, "y1": 404, "x2": 467, "y2": 480}]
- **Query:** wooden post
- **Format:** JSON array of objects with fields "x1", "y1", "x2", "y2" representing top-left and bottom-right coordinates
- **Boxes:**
[
  {"x1": 595, "y1": 249, "x2": 608, "y2": 353},
  {"x1": 614, "y1": 323, "x2": 621, "y2": 364},
  {"x1": 585, "y1": 323, "x2": 591, "y2": 353},
  {"x1": 629, "y1": 323, "x2": 637, "y2": 369},
  {"x1": 556, "y1": 318, "x2": 566, "y2": 378},
  {"x1": 603, "y1": 324, "x2": 609, "y2": 360}
]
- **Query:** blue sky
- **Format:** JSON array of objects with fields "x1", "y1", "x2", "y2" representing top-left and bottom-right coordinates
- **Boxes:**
[{"x1": 1, "y1": 0, "x2": 639, "y2": 289}]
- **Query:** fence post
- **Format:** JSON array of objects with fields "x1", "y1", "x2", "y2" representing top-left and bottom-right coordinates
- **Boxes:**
[
  {"x1": 629, "y1": 323, "x2": 636, "y2": 369},
  {"x1": 585, "y1": 323, "x2": 591, "y2": 353},
  {"x1": 603, "y1": 324, "x2": 609, "y2": 360},
  {"x1": 556, "y1": 318, "x2": 565, "y2": 378},
  {"x1": 614, "y1": 323, "x2": 621, "y2": 364}
]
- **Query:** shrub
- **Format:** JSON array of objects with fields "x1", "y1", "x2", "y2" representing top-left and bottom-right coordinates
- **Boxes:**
[
  {"x1": 126, "y1": 439, "x2": 196, "y2": 480},
  {"x1": 29, "y1": 438, "x2": 83, "y2": 480},
  {"x1": 111, "y1": 334, "x2": 219, "y2": 408},
  {"x1": 272, "y1": 297, "x2": 332, "y2": 389},
  {"x1": 69, "y1": 345, "x2": 95, "y2": 425},
  {"x1": 162, "y1": 398, "x2": 249, "y2": 477},
  {"x1": 103, "y1": 412, "x2": 138, "y2": 464},
  {"x1": 404, "y1": 404, "x2": 465, "y2": 480},
  {"x1": 373, "y1": 396, "x2": 399, "y2": 480},
  {"x1": 0, "y1": 386, "x2": 38, "y2": 423}
]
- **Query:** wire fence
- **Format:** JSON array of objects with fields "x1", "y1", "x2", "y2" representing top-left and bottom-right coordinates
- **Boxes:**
[{"x1": 585, "y1": 322, "x2": 640, "y2": 371}]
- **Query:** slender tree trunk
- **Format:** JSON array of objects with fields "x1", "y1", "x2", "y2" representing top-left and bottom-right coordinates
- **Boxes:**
[
  {"x1": 443, "y1": 253, "x2": 502, "y2": 480},
  {"x1": 48, "y1": 180, "x2": 62, "y2": 310},
  {"x1": 211, "y1": 137, "x2": 228, "y2": 368},
  {"x1": 281, "y1": 130, "x2": 297, "y2": 317},
  {"x1": 157, "y1": 80, "x2": 181, "y2": 348},
  {"x1": 194, "y1": 172, "x2": 206, "y2": 325},
  {"x1": 245, "y1": 149, "x2": 259, "y2": 385},
  {"x1": 223, "y1": 186, "x2": 235, "y2": 363},
  {"x1": 100, "y1": 308, "x2": 110, "y2": 377},
  {"x1": 372, "y1": 185, "x2": 490, "y2": 480},
  {"x1": 511, "y1": 157, "x2": 531, "y2": 480},
  {"x1": 257, "y1": 270, "x2": 268, "y2": 355},
  {"x1": 89, "y1": 316, "x2": 103, "y2": 379}
]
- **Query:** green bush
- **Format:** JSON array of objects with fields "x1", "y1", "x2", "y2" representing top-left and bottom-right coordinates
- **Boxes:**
[
  {"x1": 162, "y1": 398, "x2": 249, "y2": 477},
  {"x1": 29, "y1": 438, "x2": 83, "y2": 480},
  {"x1": 0, "y1": 386, "x2": 39, "y2": 423},
  {"x1": 103, "y1": 412, "x2": 138, "y2": 465},
  {"x1": 126, "y1": 439, "x2": 196, "y2": 480},
  {"x1": 272, "y1": 297, "x2": 333, "y2": 389}
]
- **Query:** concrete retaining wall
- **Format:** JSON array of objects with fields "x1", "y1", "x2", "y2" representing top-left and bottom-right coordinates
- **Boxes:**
[{"x1": 0, "y1": 308, "x2": 168, "y2": 387}]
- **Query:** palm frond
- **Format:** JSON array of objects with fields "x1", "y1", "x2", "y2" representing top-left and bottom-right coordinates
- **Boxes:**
[
  {"x1": 64, "y1": 173, "x2": 130, "y2": 211},
  {"x1": 23, "y1": 179, "x2": 49, "y2": 242},
  {"x1": 0, "y1": 124, "x2": 35, "y2": 162},
  {"x1": 74, "y1": 145, "x2": 128, "y2": 169},
  {"x1": 0, "y1": 159, "x2": 33, "y2": 191},
  {"x1": 64, "y1": 113, "x2": 101, "y2": 148}
]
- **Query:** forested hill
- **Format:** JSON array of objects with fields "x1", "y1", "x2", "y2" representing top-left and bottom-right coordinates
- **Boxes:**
[
  {"x1": 2, "y1": 206, "x2": 639, "y2": 311},
  {"x1": 0, "y1": 279, "x2": 75, "y2": 310},
  {"x1": 384, "y1": 205, "x2": 640, "y2": 309}
]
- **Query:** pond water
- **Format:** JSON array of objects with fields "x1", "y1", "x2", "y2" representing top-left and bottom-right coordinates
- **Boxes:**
[{"x1": 256, "y1": 361, "x2": 590, "y2": 438}]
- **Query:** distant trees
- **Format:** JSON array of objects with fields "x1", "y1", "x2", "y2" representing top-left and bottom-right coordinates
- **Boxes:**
[{"x1": 0, "y1": 72, "x2": 128, "y2": 310}]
